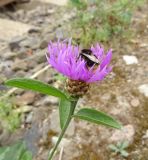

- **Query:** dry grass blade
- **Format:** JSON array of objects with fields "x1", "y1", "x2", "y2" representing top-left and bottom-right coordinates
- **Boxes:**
[{"x1": 59, "y1": 147, "x2": 64, "y2": 160}]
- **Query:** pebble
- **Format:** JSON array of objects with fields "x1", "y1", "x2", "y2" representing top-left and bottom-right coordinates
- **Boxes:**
[
  {"x1": 12, "y1": 58, "x2": 28, "y2": 71},
  {"x1": 39, "y1": 40, "x2": 48, "y2": 49},
  {"x1": 14, "y1": 92, "x2": 36, "y2": 106},
  {"x1": 0, "y1": 18, "x2": 33, "y2": 41},
  {"x1": 19, "y1": 37, "x2": 40, "y2": 49},
  {"x1": 28, "y1": 27, "x2": 41, "y2": 34},
  {"x1": 44, "y1": 96, "x2": 58, "y2": 105},
  {"x1": 3, "y1": 51, "x2": 17, "y2": 60},
  {"x1": 123, "y1": 55, "x2": 138, "y2": 65},
  {"x1": 9, "y1": 36, "x2": 25, "y2": 51},
  {"x1": 130, "y1": 99, "x2": 140, "y2": 107},
  {"x1": 138, "y1": 84, "x2": 148, "y2": 97}
]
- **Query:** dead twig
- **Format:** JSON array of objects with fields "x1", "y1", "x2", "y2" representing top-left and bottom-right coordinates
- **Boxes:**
[{"x1": 59, "y1": 147, "x2": 64, "y2": 160}]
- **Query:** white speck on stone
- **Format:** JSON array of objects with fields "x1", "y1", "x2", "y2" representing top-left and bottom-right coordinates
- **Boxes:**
[
  {"x1": 138, "y1": 84, "x2": 148, "y2": 97},
  {"x1": 123, "y1": 55, "x2": 138, "y2": 65},
  {"x1": 109, "y1": 125, "x2": 135, "y2": 144}
]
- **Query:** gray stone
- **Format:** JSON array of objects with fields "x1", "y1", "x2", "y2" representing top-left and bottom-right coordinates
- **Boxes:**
[
  {"x1": 39, "y1": 40, "x2": 48, "y2": 49},
  {"x1": 9, "y1": 36, "x2": 25, "y2": 51},
  {"x1": 14, "y1": 92, "x2": 36, "y2": 106},
  {"x1": 0, "y1": 18, "x2": 33, "y2": 41},
  {"x1": 19, "y1": 37, "x2": 40, "y2": 49},
  {"x1": 12, "y1": 58, "x2": 28, "y2": 71},
  {"x1": 24, "y1": 123, "x2": 40, "y2": 155},
  {"x1": 2, "y1": 51, "x2": 17, "y2": 60},
  {"x1": 28, "y1": 27, "x2": 41, "y2": 34},
  {"x1": 15, "y1": 70, "x2": 26, "y2": 77}
]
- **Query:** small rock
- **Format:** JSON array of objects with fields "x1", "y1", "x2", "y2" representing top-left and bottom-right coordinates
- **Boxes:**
[
  {"x1": 9, "y1": 36, "x2": 25, "y2": 51},
  {"x1": 12, "y1": 58, "x2": 28, "y2": 71},
  {"x1": 39, "y1": 40, "x2": 48, "y2": 49},
  {"x1": 24, "y1": 123, "x2": 40, "y2": 155},
  {"x1": 0, "y1": 18, "x2": 33, "y2": 41},
  {"x1": 28, "y1": 27, "x2": 41, "y2": 34},
  {"x1": 35, "y1": 95, "x2": 58, "y2": 107},
  {"x1": 44, "y1": 96, "x2": 58, "y2": 105},
  {"x1": 109, "y1": 125, "x2": 135, "y2": 144},
  {"x1": 19, "y1": 37, "x2": 40, "y2": 49},
  {"x1": 14, "y1": 92, "x2": 36, "y2": 106},
  {"x1": 15, "y1": 70, "x2": 27, "y2": 77},
  {"x1": 130, "y1": 99, "x2": 140, "y2": 107},
  {"x1": 2, "y1": 51, "x2": 17, "y2": 60},
  {"x1": 138, "y1": 84, "x2": 148, "y2": 97},
  {"x1": 123, "y1": 55, "x2": 138, "y2": 65}
]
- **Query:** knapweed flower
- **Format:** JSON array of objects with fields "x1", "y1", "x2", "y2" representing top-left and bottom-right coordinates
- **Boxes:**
[{"x1": 47, "y1": 39, "x2": 112, "y2": 96}]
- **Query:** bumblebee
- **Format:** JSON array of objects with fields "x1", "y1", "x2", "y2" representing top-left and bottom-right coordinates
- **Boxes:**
[{"x1": 79, "y1": 49, "x2": 100, "y2": 68}]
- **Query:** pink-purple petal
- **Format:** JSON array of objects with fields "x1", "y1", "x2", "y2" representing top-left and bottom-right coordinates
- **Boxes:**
[{"x1": 47, "y1": 39, "x2": 112, "y2": 83}]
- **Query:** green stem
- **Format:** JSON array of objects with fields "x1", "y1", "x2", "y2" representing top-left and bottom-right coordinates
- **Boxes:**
[{"x1": 48, "y1": 98, "x2": 78, "y2": 160}]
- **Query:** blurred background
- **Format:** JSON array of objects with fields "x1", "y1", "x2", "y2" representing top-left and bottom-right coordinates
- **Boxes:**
[{"x1": 0, "y1": 0, "x2": 148, "y2": 160}]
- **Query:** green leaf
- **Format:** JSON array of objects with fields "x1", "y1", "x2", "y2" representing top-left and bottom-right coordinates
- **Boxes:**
[
  {"x1": 120, "y1": 141, "x2": 129, "y2": 149},
  {"x1": 73, "y1": 108, "x2": 122, "y2": 129},
  {"x1": 0, "y1": 141, "x2": 32, "y2": 160},
  {"x1": 109, "y1": 144, "x2": 118, "y2": 152},
  {"x1": 5, "y1": 78, "x2": 68, "y2": 100},
  {"x1": 59, "y1": 99, "x2": 71, "y2": 129},
  {"x1": 120, "y1": 150, "x2": 129, "y2": 157}
]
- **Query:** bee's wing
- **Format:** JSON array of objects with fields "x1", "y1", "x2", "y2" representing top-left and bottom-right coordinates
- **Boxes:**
[{"x1": 82, "y1": 53, "x2": 100, "y2": 64}]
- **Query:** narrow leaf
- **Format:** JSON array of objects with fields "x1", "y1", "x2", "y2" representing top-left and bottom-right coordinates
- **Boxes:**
[
  {"x1": 59, "y1": 99, "x2": 71, "y2": 129},
  {"x1": 120, "y1": 150, "x2": 129, "y2": 157},
  {"x1": 109, "y1": 145, "x2": 118, "y2": 152},
  {"x1": 5, "y1": 78, "x2": 68, "y2": 100},
  {"x1": 73, "y1": 108, "x2": 122, "y2": 129}
]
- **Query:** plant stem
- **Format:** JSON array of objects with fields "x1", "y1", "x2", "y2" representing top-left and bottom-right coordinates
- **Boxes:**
[{"x1": 48, "y1": 99, "x2": 78, "y2": 160}]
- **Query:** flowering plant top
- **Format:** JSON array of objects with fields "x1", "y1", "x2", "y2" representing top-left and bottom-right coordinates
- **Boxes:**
[{"x1": 47, "y1": 39, "x2": 112, "y2": 83}]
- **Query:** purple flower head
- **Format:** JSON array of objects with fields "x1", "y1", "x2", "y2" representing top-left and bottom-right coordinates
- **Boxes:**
[{"x1": 47, "y1": 39, "x2": 112, "y2": 83}]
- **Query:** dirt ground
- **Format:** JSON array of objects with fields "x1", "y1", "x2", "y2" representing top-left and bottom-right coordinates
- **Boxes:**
[{"x1": 0, "y1": 1, "x2": 148, "y2": 160}]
